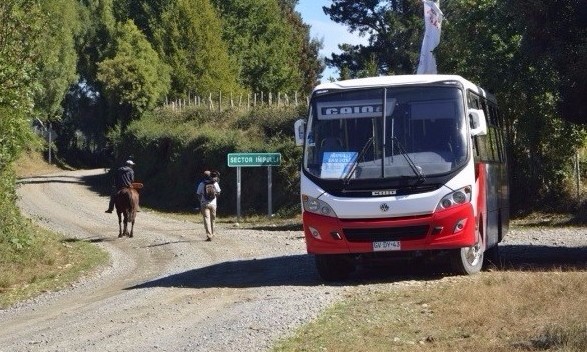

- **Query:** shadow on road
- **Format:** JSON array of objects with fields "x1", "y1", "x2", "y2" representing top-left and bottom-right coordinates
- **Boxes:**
[
  {"x1": 16, "y1": 175, "x2": 87, "y2": 186},
  {"x1": 496, "y1": 244, "x2": 587, "y2": 271},
  {"x1": 124, "y1": 244, "x2": 587, "y2": 291}
]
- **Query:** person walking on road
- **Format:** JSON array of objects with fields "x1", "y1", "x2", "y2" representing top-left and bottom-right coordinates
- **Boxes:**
[{"x1": 196, "y1": 170, "x2": 221, "y2": 241}]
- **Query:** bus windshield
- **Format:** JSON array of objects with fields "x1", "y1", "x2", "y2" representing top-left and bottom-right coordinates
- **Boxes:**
[{"x1": 304, "y1": 86, "x2": 468, "y2": 180}]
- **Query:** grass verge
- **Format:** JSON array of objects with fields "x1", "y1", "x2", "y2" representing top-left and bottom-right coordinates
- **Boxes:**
[
  {"x1": 273, "y1": 271, "x2": 587, "y2": 352},
  {"x1": 0, "y1": 223, "x2": 108, "y2": 309},
  {"x1": 0, "y1": 151, "x2": 108, "y2": 309}
]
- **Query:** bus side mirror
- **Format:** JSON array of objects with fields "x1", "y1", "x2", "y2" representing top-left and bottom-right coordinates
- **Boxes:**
[
  {"x1": 294, "y1": 119, "x2": 306, "y2": 146},
  {"x1": 469, "y1": 109, "x2": 488, "y2": 136}
]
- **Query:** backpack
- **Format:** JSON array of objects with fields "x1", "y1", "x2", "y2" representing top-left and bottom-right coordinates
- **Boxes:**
[{"x1": 204, "y1": 180, "x2": 216, "y2": 201}]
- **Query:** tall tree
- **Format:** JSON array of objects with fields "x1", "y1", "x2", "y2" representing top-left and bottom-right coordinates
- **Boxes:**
[
  {"x1": 439, "y1": 0, "x2": 585, "y2": 210},
  {"x1": 33, "y1": 0, "x2": 81, "y2": 123},
  {"x1": 211, "y1": 0, "x2": 303, "y2": 93},
  {"x1": 280, "y1": 0, "x2": 324, "y2": 93},
  {"x1": 77, "y1": 0, "x2": 117, "y2": 86},
  {"x1": 0, "y1": 0, "x2": 45, "y2": 170},
  {"x1": 323, "y1": 0, "x2": 422, "y2": 77},
  {"x1": 508, "y1": 0, "x2": 587, "y2": 125},
  {"x1": 151, "y1": 0, "x2": 243, "y2": 99},
  {"x1": 97, "y1": 20, "x2": 171, "y2": 128}
]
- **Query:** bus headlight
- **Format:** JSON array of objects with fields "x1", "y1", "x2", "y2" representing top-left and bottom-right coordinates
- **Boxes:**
[
  {"x1": 436, "y1": 186, "x2": 472, "y2": 211},
  {"x1": 302, "y1": 194, "x2": 337, "y2": 218}
]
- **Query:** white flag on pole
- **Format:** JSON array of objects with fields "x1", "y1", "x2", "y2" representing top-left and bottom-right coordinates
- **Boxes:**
[{"x1": 417, "y1": 0, "x2": 444, "y2": 74}]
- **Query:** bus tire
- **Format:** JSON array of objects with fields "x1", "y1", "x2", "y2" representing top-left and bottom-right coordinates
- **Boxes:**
[
  {"x1": 315, "y1": 254, "x2": 354, "y2": 282},
  {"x1": 450, "y1": 244, "x2": 484, "y2": 275}
]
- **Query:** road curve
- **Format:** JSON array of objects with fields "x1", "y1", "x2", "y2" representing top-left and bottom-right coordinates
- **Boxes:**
[{"x1": 1, "y1": 169, "x2": 339, "y2": 352}]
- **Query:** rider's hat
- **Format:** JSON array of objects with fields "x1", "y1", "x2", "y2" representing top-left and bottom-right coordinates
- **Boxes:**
[{"x1": 126, "y1": 160, "x2": 135, "y2": 166}]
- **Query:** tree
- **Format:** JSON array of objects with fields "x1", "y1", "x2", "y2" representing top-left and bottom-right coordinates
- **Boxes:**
[
  {"x1": 323, "y1": 0, "x2": 422, "y2": 77},
  {"x1": 508, "y1": 0, "x2": 587, "y2": 125},
  {"x1": 279, "y1": 0, "x2": 324, "y2": 93},
  {"x1": 33, "y1": 0, "x2": 81, "y2": 123},
  {"x1": 76, "y1": 0, "x2": 117, "y2": 86},
  {"x1": 151, "y1": 0, "x2": 243, "y2": 99},
  {"x1": 439, "y1": 0, "x2": 586, "y2": 210},
  {"x1": 97, "y1": 20, "x2": 171, "y2": 128},
  {"x1": 0, "y1": 0, "x2": 45, "y2": 170},
  {"x1": 211, "y1": 0, "x2": 304, "y2": 93}
]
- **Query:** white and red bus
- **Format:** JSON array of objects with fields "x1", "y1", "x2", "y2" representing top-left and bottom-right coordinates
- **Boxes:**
[{"x1": 294, "y1": 75, "x2": 509, "y2": 281}]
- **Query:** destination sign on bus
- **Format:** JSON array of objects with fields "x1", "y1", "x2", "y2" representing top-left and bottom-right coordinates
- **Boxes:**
[{"x1": 316, "y1": 98, "x2": 396, "y2": 120}]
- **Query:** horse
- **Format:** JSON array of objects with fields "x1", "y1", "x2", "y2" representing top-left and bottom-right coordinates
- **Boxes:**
[{"x1": 114, "y1": 183, "x2": 142, "y2": 238}]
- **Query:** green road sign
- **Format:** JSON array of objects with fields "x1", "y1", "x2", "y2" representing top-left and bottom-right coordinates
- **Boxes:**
[{"x1": 227, "y1": 152, "x2": 281, "y2": 167}]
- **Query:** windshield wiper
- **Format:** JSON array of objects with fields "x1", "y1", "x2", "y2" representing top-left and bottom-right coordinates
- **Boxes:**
[
  {"x1": 343, "y1": 137, "x2": 373, "y2": 185},
  {"x1": 390, "y1": 137, "x2": 426, "y2": 183}
]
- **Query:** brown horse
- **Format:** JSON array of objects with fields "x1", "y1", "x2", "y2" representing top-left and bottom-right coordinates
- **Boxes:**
[{"x1": 114, "y1": 183, "x2": 142, "y2": 238}]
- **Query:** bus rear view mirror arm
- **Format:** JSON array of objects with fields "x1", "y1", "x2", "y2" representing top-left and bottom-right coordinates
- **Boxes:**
[{"x1": 469, "y1": 109, "x2": 488, "y2": 136}]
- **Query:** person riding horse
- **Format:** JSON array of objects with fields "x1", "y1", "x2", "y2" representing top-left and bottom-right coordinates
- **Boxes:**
[{"x1": 105, "y1": 160, "x2": 135, "y2": 213}]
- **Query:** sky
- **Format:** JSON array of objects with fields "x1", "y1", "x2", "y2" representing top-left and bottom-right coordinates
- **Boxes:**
[{"x1": 295, "y1": 1, "x2": 369, "y2": 82}]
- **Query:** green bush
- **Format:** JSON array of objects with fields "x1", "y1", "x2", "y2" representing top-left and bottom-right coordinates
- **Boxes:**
[{"x1": 0, "y1": 168, "x2": 37, "y2": 263}]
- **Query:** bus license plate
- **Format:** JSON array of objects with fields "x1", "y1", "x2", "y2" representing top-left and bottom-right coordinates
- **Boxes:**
[{"x1": 373, "y1": 241, "x2": 401, "y2": 251}]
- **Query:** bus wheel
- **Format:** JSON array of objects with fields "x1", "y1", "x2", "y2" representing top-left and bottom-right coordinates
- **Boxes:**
[
  {"x1": 315, "y1": 254, "x2": 355, "y2": 282},
  {"x1": 450, "y1": 242, "x2": 484, "y2": 275}
]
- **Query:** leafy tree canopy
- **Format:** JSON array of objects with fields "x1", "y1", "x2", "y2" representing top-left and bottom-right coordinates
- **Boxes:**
[
  {"x1": 509, "y1": 0, "x2": 586, "y2": 124},
  {"x1": 0, "y1": 0, "x2": 45, "y2": 169},
  {"x1": 77, "y1": 0, "x2": 117, "y2": 86},
  {"x1": 323, "y1": 0, "x2": 421, "y2": 77},
  {"x1": 33, "y1": 0, "x2": 81, "y2": 122},
  {"x1": 151, "y1": 0, "x2": 243, "y2": 99},
  {"x1": 97, "y1": 20, "x2": 171, "y2": 128},
  {"x1": 280, "y1": 0, "x2": 325, "y2": 93},
  {"x1": 212, "y1": 0, "x2": 306, "y2": 93}
]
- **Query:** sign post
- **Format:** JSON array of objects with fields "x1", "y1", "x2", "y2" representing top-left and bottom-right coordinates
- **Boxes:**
[{"x1": 227, "y1": 152, "x2": 282, "y2": 222}]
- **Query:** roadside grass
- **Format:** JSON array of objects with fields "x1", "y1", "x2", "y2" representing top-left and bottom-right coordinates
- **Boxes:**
[
  {"x1": 149, "y1": 209, "x2": 303, "y2": 231},
  {"x1": 13, "y1": 149, "x2": 71, "y2": 177},
  {"x1": 0, "y1": 222, "x2": 108, "y2": 309},
  {"x1": 273, "y1": 271, "x2": 587, "y2": 352},
  {"x1": 0, "y1": 151, "x2": 108, "y2": 309}
]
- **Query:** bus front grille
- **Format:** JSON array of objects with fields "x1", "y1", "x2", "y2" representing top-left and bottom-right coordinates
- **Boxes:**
[{"x1": 343, "y1": 225, "x2": 429, "y2": 242}]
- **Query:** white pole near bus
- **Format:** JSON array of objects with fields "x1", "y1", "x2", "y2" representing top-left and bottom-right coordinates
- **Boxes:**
[
  {"x1": 416, "y1": 0, "x2": 444, "y2": 75},
  {"x1": 268, "y1": 166, "x2": 272, "y2": 217}
]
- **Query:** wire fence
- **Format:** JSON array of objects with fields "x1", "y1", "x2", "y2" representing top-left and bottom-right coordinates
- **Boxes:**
[{"x1": 163, "y1": 92, "x2": 309, "y2": 112}]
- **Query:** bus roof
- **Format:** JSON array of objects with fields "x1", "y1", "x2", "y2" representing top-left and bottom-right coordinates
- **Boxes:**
[{"x1": 314, "y1": 74, "x2": 496, "y2": 103}]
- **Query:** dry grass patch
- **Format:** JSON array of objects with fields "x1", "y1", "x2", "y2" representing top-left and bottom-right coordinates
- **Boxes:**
[
  {"x1": 1, "y1": 151, "x2": 107, "y2": 308},
  {"x1": 13, "y1": 150, "x2": 66, "y2": 178},
  {"x1": 150, "y1": 210, "x2": 301, "y2": 230},
  {"x1": 0, "y1": 225, "x2": 108, "y2": 308},
  {"x1": 274, "y1": 271, "x2": 587, "y2": 352}
]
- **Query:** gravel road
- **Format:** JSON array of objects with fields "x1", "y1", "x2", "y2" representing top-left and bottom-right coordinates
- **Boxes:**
[{"x1": 1, "y1": 169, "x2": 586, "y2": 352}]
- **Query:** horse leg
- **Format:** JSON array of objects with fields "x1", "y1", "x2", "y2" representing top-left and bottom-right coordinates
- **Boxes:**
[
  {"x1": 117, "y1": 212, "x2": 123, "y2": 238},
  {"x1": 129, "y1": 219, "x2": 134, "y2": 238},
  {"x1": 123, "y1": 212, "x2": 129, "y2": 237}
]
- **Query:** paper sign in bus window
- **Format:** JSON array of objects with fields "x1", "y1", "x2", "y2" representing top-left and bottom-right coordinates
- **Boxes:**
[{"x1": 321, "y1": 152, "x2": 358, "y2": 178}]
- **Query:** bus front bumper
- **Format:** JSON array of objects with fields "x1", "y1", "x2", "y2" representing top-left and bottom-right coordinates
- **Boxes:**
[{"x1": 302, "y1": 203, "x2": 476, "y2": 254}]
